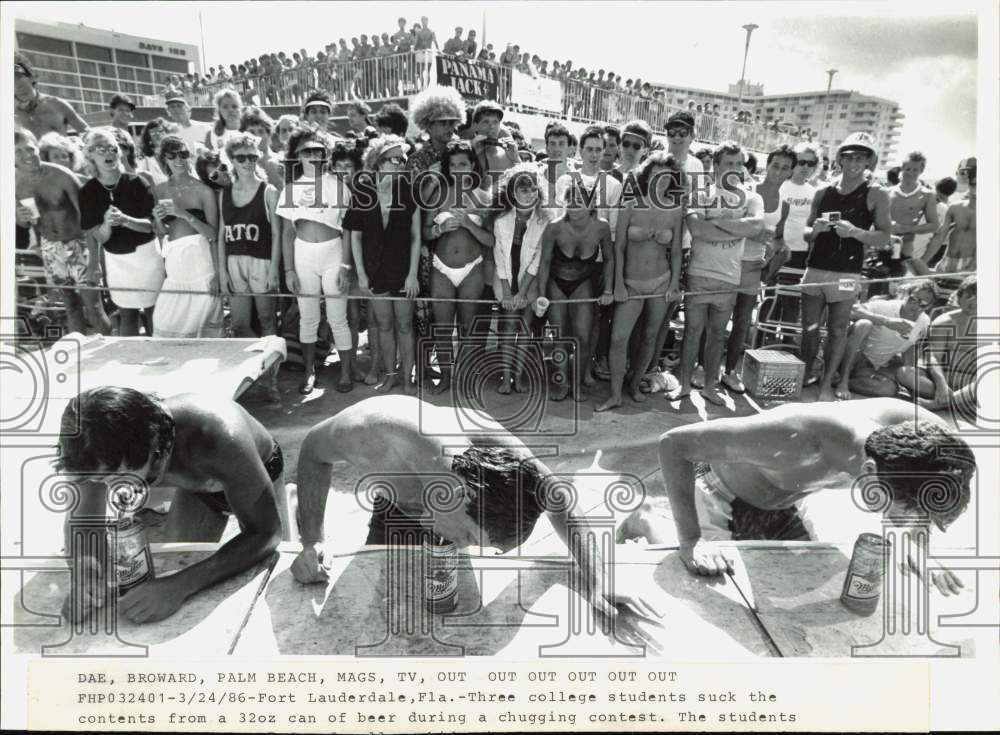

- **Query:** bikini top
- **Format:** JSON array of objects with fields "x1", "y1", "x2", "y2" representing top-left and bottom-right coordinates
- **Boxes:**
[
  {"x1": 552, "y1": 243, "x2": 600, "y2": 266},
  {"x1": 628, "y1": 225, "x2": 673, "y2": 245},
  {"x1": 276, "y1": 174, "x2": 348, "y2": 231}
]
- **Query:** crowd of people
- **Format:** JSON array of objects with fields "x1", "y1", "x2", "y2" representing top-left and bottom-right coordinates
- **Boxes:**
[{"x1": 15, "y1": 46, "x2": 978, "y2": 416}]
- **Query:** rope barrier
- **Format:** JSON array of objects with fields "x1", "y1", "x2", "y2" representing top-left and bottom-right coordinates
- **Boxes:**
[{"x1": 19, "y1": 270, "x2": 975, "y2": 305}]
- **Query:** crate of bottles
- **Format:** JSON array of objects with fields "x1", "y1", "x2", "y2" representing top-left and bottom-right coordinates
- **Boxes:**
[{"x1": 741, "y1": 348, "x2": 805, "y2": 400}]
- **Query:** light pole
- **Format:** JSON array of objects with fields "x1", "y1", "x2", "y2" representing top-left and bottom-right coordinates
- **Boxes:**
[
  {"x1": 819, "y1": 68, "x2": 838, "y2": 156},
  {"x1": 736, "y1": 23, "x2": 759, "y2": 111}
]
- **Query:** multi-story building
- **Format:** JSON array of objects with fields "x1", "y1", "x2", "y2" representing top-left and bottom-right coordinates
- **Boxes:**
[
  {"x1": 654, "y1": 80, "x2": 904, "y2": 168},
  {"x1": 14, "y1": 19, "x2": 199, "y2": 116}
]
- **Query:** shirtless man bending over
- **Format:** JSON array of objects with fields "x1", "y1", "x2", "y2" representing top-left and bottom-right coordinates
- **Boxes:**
[
  {"x1": 57, "y1": 387, "x2": 292, "y2": 623},
  {"x1": 15, "y1": 130, "x2": 110, "y2": 334},
  {"x1": 15, "y1": 53, "x2": 89, "y2": 138},
  {"x1": 291, "y1": 396, "x2": 662, "y2": 619},
  {"x1": 654, "y1": 398, "x2": 973, "y2": 594}
]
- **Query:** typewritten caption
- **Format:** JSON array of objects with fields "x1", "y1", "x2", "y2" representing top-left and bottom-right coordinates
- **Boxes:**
[{"x1": 28, "y1": 661, "x2": 927, "y2": 731}]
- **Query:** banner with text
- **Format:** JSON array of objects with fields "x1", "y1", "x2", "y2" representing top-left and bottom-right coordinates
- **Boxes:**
[
  {"x1": 510, "y1": 71, "x2": 562, "y2": 114},
  {"x1": 435, "y1": 56, "x2": 500, "y2": 100}
]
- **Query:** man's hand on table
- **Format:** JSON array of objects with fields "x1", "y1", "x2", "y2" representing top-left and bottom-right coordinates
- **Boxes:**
[
  {"x1": 903, "y1": 553, "x2": 965, "y2": 596},
  {"x1": 680, "y1": 539, "x2": 734, "y2": 576},
  {"x1": 291, "y1": 544, "x2": 329, "y2": 585},
  {"x1": 119, "y1": 576, "x2": 189, "y2": 623}
]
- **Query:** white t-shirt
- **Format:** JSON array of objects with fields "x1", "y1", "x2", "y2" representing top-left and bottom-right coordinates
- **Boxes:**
[
  {"x1": 779, "y1": 179, "x2": 816, "y2": 253},
  {"x1": 862, "y1": 299, "x2": 931, "y2": 369},
  {"x1": 176, "y1": 120, "x2": 211, "y2": 155}
]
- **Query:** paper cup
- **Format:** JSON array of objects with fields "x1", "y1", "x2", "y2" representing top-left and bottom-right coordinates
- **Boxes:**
[
  {"x1": 467, "y1": 213, "x2": 483, "y2": 227},
  {"x1": 19, "y1": 197, "x2": 39, "y2": 220},
  {"x1": 533, "y1": 296, "x2": 550, "y2": 318}
]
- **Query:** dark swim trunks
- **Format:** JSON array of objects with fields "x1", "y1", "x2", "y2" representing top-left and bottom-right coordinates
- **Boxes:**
[
  {"x1": 365, "y1": 445, "x2": 544, "y2": 547},
  {"x1": 193, "y1": 438, "x2": 284, "y2": 515}
]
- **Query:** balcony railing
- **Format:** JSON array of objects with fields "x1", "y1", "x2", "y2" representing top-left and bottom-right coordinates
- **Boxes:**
[{"x1": 151, "y1": 51, "x2": 803, "y2": 150}]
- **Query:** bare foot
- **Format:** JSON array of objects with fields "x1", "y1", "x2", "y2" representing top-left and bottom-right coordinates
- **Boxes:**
[
  {"x1": 721, "y1": 372, "x2": 745, "y2": 394},
  {"x1": 498, "y1": 374, "x2": 512, "y2": 395},
  {"x1": 834, "y1": 383, "x2": 852, "y2": 400},
  {"x1": 375, "y1": 372, "x2": 399, "y2": 393},
  {"x1": 403, "y1": 379, "x2": 418, "y2": 396},
  {"x1": 629, "y1": 384, "x2": 647, "y2": 403},
  {"x1": 550, "y1": 380, "x2": 570, "y2": 402},
  {"x1": 582, "y1": 371, "x2": 597, "y2": 388},
  {"x1": 700, "y1": 386, "x2": 726, "y2": 406},
  {"x1": 364, "y1": 371, "x2": 380, "y2": 386},
  {"x1": 574, "y1": 383, "x2": 590, "y2": 402},
  {"x1": 351, "y1": 364, "x2": 368, "y2": 382},
  {"x1": 514, "y1": 372, "x2": 531, "y2": 394},
  {"x1": 594, "y1": 395, "x2": 621, "y2": 412},
  {"x1": 690, "y1": 366, "x2": 705, "y2": 389},
  {"x1": 817, "y1": 387, "x2": 837, "y2": 402}
]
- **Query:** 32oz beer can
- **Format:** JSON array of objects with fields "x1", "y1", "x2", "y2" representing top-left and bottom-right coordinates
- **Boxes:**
[
  {"x1": 424, "y1": 535, "x2": 458, "y2": 613},
  {"x1": 840, "y1": 532, "x2": 888, "y2": 615},
  {"x1": 110, "y1": 514, "x2": 155, "y2": 596}
]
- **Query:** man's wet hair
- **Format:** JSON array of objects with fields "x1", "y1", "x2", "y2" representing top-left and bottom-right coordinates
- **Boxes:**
[
  {"x1": 451, "y1": 446, "x2": 545, "y2": 551},
  {"x1": 56, "y1": 387, "x2": 176, "y2": 474},
  {"x1": 864, "y1": 421, "x2": 975, "y2": 530}
]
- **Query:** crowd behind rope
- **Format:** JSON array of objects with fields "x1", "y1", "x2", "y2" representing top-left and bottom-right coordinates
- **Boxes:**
[{"x1": 14, "y1": 52, "x2": 978, "y2": 412}]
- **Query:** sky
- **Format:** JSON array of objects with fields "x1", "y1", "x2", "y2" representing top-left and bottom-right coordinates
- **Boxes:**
[{"x1": 9, "y1": 0, "x2": 982, "y2": 179}]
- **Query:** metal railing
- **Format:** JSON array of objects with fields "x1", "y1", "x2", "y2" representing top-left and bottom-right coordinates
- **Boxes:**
[{"x1": 151, "y1": 51, "x2": 803, "y2": 149}]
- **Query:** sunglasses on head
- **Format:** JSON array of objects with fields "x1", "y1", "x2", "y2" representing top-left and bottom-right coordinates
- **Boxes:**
[
  {"x1": 621, "y1": 140, "x2": 644, "y2": 151},
  {"x1": 232, "y1": 153, "x2": 260, "y2": 164},
  {"x1": 666, "y1": 128, "x2": 689, "y2": 138},
  {"x1": 164, "y1": 150, "x2": 191, "y2": 160}
]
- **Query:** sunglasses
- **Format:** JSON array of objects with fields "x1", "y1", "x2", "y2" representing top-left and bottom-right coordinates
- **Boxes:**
[
  {"x1": 90, "y1": 145, "x2": 118, "y2": 156},
  {"x1": 380, "y1": 155, "x2": 406, "y2": 165},
  {"x1": 665, "y1": 129, "x2": 690, "y2": 138},
  {"x1": 232, "y1": 153, "x2": 260, "y2": 164},
  {"x1": 621, "y1": 140, "x2": 644, "y2": 151},
  {"x1": 164, "y1": 150, "x2": 191, "y2": 160},
  {"x1": 798, "y1": 159, "x2": 818, "y2": 167},
  {"x1": 297, "y1": 147, "x2": 327, "y2": 158}
]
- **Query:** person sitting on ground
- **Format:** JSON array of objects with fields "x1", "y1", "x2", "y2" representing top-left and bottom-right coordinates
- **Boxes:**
[
  {"x1": 290, "y1": 395, "x2": 665, "y2": 621},
  {"x1": 648, "y1": 397, "x2": 972, "y2": 596},
  {"x1": 916, "y1": 275, "x2": 977, "y2": 412},
  {"x1": 834, "y1": 279, "x2": 936, "y2": 400},
  {"x1": 57, "y1": 386, "x2": 291, "y2": 624}
]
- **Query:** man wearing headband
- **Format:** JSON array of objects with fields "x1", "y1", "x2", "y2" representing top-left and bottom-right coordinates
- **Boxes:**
[
  {"x1": 470, "y1": 100, "x2": 519, "y2": 187},
  {"x1": 301, "y1": 91, "x2": 334, "y2": 133},
  {"x1": 14, "y1": 52, "x2": 89, "y2": 138}
]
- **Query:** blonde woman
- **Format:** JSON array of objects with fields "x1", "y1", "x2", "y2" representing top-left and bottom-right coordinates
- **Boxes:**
[
  {"x1": 205, "y1": 88, "x2": 244, "y2": 153},
  {"x1": 78, "y1": 127, "x2": 164, "y2": 336}
]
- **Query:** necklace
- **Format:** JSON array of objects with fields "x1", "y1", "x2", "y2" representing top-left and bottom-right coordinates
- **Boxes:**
[{"x1": 100, "y1": 172, "x2": 123, "y2": 202}]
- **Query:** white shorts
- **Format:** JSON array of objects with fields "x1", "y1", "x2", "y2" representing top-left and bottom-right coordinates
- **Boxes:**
[
  {"x1": 227, "y1": 254, "x2": 272, "y2": 294},
  {"x1": 104, "y1": 239, "x2": 165, "y2": 309}
]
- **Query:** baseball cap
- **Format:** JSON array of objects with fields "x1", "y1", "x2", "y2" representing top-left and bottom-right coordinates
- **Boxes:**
[
  {"x1": 472, "y1": 100, "x2": 504, "y2": 123},
  {"x1": 957, "y1": 156, "x2": 976, "y2": 171},
  {"x1": 164, "y1": 92, "x2": 188, "y2": 105},
  {"x1": 665, "y1": 111, "x2": 695, "y2": 131},
  {"x1": 109, "y1": 93, "x2": 136, "y2": 111},
  {"x1": 622, "y1": 119, "x2": 652, "y2": 146},
  {"x1": 836, "y1": 132, "x2": 877, "y2": 157}
]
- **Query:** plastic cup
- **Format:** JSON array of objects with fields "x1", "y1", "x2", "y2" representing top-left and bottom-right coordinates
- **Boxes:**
[
  {"x1": 19, "y1": 197, "x2": 39, "y2": 220},
  {"x1": 533, "y1": 296, "x2": 550, "y2": 318}
]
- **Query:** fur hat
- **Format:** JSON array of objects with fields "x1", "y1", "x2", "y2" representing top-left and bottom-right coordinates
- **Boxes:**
[{"x1": 410, "y1": 85, "x2": 465, "y2": 130}]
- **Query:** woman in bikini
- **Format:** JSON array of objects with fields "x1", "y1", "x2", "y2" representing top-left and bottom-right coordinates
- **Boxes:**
[
  {"x1": 596, "y1": 151, "x2": 684, "y2": 412},
  {"x1": 422, "y1": 140, "x2": 494, "y2": 395},
  {"x1": 536, "y1": 182, "x2": 614, "y2": 402},
  {"x1": 151, "y1": 134, "x2": 223, "y2": 339}
]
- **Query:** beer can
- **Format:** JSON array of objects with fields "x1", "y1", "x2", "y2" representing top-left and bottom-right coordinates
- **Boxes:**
[
  {"x1": 840, "y1": 533, "x2": 888, "y2": 615},
  {"x1": 110, "y1": 514, "x2": 154, "y2": 596},
  {"x1": 424, "y1": 535, "x2": 458, "y2": 613}
]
